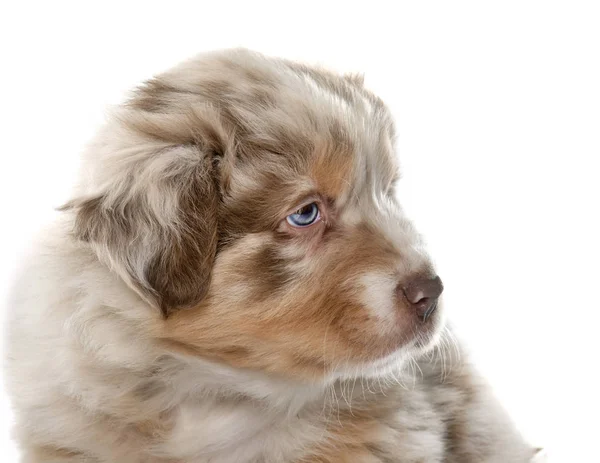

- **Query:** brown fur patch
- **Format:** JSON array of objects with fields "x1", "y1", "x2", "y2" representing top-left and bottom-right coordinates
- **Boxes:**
[{"x1": 311, "y1": 137, "x2": 355, "y2": 199}]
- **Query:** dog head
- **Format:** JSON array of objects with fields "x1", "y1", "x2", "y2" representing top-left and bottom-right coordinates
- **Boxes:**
[{"x1": 65, "y1": 49, "x2": 444, "y2": 382}]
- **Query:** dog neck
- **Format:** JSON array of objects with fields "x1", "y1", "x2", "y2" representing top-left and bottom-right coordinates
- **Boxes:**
[{"x1": 146, "y1": 353, "x2": 341, "y2": 461}]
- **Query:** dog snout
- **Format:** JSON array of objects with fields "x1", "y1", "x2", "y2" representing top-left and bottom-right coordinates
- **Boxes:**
[{"x1": 400, "y1": 275, "x2": 444, "y2": 321}]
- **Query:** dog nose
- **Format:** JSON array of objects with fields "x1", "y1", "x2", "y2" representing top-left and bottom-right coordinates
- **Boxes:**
[{"x1": 401, "y1": 275, "x2": 444, "y2": 321}]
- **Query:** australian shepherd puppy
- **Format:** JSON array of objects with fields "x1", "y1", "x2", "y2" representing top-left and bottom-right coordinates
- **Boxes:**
[{"x1": 4, "y1": 49, "x2": 543, "y2": 462}]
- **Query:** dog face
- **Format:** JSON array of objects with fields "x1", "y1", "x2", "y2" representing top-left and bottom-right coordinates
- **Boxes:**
[{"x1": 67, "y1": 49, "x2": 443, "y2": 382}]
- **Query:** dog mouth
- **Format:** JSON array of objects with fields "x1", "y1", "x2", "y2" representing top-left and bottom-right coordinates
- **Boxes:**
[
  {"x1": 378, "y1": 305, "x2": 445, "y2": 365},
  {"x1": 328, "y1": 311, "x2": 444, "y2": 382},
  {"x1": 420, "y1": 300, "x2": 439, "y2": 322}
]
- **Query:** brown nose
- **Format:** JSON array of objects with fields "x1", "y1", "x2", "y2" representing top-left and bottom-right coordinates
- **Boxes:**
[{"x1": 401, "y1": 275, "x2": 444, "y2": 321}]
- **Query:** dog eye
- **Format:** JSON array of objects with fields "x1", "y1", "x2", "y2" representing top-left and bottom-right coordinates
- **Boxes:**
[{"x1": 286, "y1": 203, "x2": 320, "y2": 227}]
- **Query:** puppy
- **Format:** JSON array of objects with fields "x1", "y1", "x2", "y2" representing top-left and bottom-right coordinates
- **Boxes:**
[{"x1": 4, "y1": 49, "x2": 542, "y2": 462}]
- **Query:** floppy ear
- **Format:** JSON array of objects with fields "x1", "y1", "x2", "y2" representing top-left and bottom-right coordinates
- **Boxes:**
[{"x1": 62, "y1": 111, "x2": 224, "y2": 316}]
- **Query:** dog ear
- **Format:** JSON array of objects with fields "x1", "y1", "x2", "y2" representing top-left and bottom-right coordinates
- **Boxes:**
[{"x1": 62, "y1": 111, "x2": 224, "y2": 316}]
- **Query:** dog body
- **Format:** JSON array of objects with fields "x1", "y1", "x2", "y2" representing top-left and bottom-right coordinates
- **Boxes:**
[{"x1": 5, "y1": 50, "x2": 538, "y2": 462}]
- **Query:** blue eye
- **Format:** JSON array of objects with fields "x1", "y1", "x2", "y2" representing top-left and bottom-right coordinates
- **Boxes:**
[{"x1": 286, "y1": 202, "x2": 320, "y2": 227}]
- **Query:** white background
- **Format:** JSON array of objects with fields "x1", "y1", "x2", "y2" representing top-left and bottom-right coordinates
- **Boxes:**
[{"x1": 1, "y1": 1, "x2": 599, "y2": 461}]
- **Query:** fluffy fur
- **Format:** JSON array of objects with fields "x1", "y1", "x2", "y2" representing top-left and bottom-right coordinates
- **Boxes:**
[{"x1": 4, "y1": 49, "x2": 542, "y2": 462}]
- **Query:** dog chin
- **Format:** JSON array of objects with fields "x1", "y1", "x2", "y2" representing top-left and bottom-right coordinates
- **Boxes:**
[{"x1": 329, "y1": 316, "x2": 445, "y2": 382}]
